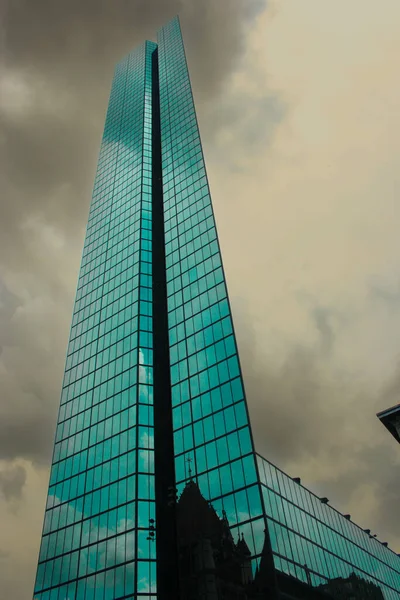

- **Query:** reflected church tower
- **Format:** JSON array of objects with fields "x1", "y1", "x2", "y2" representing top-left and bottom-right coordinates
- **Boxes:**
[
  {"x1": 176, "y1": 478, "x2": 256, "y2": 600},
  {"x1": 174, "y1": 478, "x2": 385, "y2": 600}
]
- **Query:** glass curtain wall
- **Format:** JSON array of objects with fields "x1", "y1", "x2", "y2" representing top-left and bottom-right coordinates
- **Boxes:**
[
  {"x1": 157, "y1": 16, "x2": 270, "y2": 574},
  {"x1": 33, "y1": 41, "x2": 157, "y2": 600},
  {"x1": 258, "y1": 454, "x2": 400, "y2": 599}
]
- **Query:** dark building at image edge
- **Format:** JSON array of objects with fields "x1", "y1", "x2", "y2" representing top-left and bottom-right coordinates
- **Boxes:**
[{"x1": 377, "y1": 404, "x2": 400, "y2": 445}]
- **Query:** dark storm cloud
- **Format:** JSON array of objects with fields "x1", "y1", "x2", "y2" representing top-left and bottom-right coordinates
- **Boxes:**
[
  {"x1": 0, "y1": 0, "x2": 268, "y2": 462},
  {"x1": 0, "y1": 464, "x2": 27, "y2": 501},
  {"x1": 0, "y1": 404, "x2": 55, "y2": 464},
  {"x1": 0, "y1": 327, "x2": 63, "y2": 463},
  {"x1": 1, "y1": 112, "x2": 93, "y2": 265},
  {"x1": 3, "y1": 109, "x2": 91, "y2": 197},
  {"x1": 2, "y1": 0, "x2": 267, "y2": 248},
  {"x1": 4, "y1": 0, "x2": 264, "y2": 95}
]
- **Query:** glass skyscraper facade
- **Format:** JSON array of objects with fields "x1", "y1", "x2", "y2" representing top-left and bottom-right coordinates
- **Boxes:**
[
  {"x1": 33, "y1": 16, "x2": 400, "y2": 600},
  {"x1": 158, "y1": 13, "x2": 271, "y2": 578},
  {"x1": 258, "y1": 455, "x2": 400, "y2": 599}
]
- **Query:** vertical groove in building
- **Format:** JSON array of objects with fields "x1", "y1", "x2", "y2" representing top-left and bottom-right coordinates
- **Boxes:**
[{"x1": 151, "y1": 47, "x2": 181, "y2": 600}]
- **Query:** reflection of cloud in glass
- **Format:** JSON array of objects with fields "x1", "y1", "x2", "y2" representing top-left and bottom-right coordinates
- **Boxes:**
[
  {"x1": 139, "y1": 349, "x2": 149, "y2": 384},
  {"x1": 137, "y1": 576, "x2": 150, "y2": 593},
  {"x1": 139, "y1": 449, "x2": 154, "y2": 472},
  {"x1": 46, "y1": 493, "x2": 59, "y2": 509},
  {"x1": 236, "y1": 510, "x2": 251, "y2": 525},
  {"x1": 139, "y1": 384, "x2": 153, "y2": 404},
  {"x1": 136, "y1": 559, "x2": 156, "y2": 594},
  {"x1": 139, "y1": 430, "x2": 154, "y2": 450},
  {"x1": 118, "y1": 517, "x2": 135, "y2": 531},
  {"x1": 115, "y1": 534, "x2": 126, "y2": 564},
  {"x1": 137, "y1": 530, "x2": 156, "y2": 560},
  {"x1": 137, "y1": 497, "x2": 155, "y2": 529}
]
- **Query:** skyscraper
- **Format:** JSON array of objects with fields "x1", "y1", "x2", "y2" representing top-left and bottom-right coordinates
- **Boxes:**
[{"x1": 33, "y1": 17, "x2": 400, "y2": 600}]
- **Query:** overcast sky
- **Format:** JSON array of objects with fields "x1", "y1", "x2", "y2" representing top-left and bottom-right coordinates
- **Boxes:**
[{"x1": 1, "y1": 0, "x2": 400, "y2": 598}]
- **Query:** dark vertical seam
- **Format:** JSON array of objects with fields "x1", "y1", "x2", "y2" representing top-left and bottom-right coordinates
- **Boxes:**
[{"x1": 151, "y1": 41, "x2": 181, "y2": 600}]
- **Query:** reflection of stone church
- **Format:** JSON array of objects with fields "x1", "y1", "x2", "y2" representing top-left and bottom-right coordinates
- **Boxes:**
[
  {"x1": 317, "y1": 573, "x2": 385, "y2": 600},
  {"x1": 175, "y1": 479, "x2": 385, "y2": 600},
  {"x1": 176, "y1": 478, "x2": 272, "y2": 600}
]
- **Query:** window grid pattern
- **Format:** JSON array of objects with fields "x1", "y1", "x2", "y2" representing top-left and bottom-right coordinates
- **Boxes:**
[
  {"x1": 33, "y1": 41, "x2": 156, "y2": 600},
  {"x1": 157, "y1": 16, "x2": 267, "y2": 572},
  {"x1": 257, "y1": 455, "x2": 400, "y2": 599}
]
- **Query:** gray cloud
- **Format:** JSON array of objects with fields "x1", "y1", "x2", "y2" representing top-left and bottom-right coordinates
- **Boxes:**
[
  {"x1": 369, "y1": 278, "x2": 400, "y2": 310},
  {"x1": 1, "y1": 0, "x2": 269, "y2": 263},
  {"x1": 0, "y1": 408, "x2": 55, "y2": 464},
  {"x1": 0, "y1": 0, "x2": 271, "y2": 463},
  {"x1": 233, "y1": 301, "x2": 400, "y2": 550},
  {"x1": 310, "y1": 305, "x2": 339, "y2": 357},
  {"x1": 0, "y1": 280, "x2": 22, "y2": 355},
  {"x1": 204, "y1": 91, "x2": 286, "y2": 172},
  {"x1": 0, "y1": 275, "x2": 68, "y2": 463},
  {"x1": 3, "y1": 0, "x2": 265, "y2": 93},
  {"x1": 0, "y1": 464, "x2": 27, "y2": 501},
  {"x1": 317, "y1": 443, "x2": 400, "y2": 544}
]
